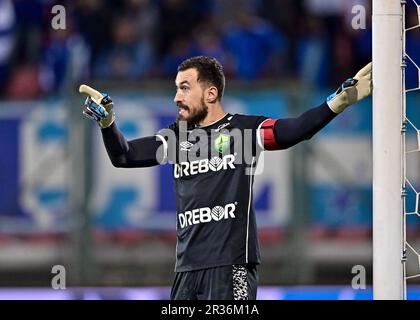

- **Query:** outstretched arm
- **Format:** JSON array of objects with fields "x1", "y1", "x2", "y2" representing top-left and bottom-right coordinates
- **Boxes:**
[
  {"x1": 260, "y1": 102, "x2": 336, "y2": 150},
  {"x1": 101, "y1": 123, "x2": 166, "y2": 168},
  {"x1": 260, "y1": 62, "x2": 372, "y2": 150}
]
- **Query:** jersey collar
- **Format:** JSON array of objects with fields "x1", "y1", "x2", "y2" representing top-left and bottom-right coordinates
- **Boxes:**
[{"x1": 195, "y1": 113, "x2": 232, "y2": 130}]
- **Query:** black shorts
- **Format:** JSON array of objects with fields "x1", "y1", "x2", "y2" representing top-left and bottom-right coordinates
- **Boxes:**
[{"x1": 170, "y1": 264, "x2": 258, "y2": 300}]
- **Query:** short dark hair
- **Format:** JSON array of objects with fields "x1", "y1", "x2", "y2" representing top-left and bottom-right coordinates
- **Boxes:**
[{"x1": 178, "y1": 56, "x2": 225, "y2": 101}]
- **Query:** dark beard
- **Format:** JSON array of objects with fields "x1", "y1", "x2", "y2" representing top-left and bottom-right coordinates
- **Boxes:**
[{"x1": 176, "y1": 97, "x2": 208, "y2": 129}]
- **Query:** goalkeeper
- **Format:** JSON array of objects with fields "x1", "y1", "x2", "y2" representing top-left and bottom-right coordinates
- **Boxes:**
[{"x1": 79, "y1": 56, "x2": 372, "y2": 300}]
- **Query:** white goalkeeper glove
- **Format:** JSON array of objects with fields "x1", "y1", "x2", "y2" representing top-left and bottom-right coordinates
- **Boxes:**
[
  {"x1": 79, "y1": 84, "x2": 115, "y2": 128},
  {"x1": 326, "y1": 62, "x2": 372, "y2": 114}
]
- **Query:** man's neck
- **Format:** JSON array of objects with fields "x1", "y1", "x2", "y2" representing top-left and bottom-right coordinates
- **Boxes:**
[{"x1": 198, "y1": 105, "x2": 227, "y2": 127}]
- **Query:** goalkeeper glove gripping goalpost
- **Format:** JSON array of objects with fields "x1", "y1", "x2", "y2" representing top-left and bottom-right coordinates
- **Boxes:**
[
  {"x1": 79, "y1": 84, "x2": 115, "y2": 128},
  {"x1": 326, "y1": 62, "x2": 372, "y2": 114}
]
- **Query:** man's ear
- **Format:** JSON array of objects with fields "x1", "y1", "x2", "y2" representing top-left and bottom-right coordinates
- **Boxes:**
[{"x1": 206, "y1": 86, "x2": 219, "y2": 104}]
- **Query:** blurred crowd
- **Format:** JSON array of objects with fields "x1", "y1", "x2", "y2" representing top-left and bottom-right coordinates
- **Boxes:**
[{"x1": 1, "y1": 0, "x2": 374, "y2": 100}]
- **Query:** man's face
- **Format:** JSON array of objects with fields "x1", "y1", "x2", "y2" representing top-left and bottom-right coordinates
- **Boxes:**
[{"x1": 174, "y1": 68, "x2": 208, "y2": 127}]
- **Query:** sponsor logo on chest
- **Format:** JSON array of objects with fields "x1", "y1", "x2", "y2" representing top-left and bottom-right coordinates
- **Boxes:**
[
  {"x1": 173, "y1": 154, "x2": 236, "y2": 178},
  {"x1": 178, "y1": 202, "x2": 237, "y2": 228}
]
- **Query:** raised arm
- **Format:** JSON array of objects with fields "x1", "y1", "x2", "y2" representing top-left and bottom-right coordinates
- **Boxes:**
[{"x1": 79, "y1": 84, "x2": 166, "y2": 168}]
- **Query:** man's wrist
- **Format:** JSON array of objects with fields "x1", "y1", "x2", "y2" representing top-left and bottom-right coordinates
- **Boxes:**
[
  {"x1": 98, "y1": 111, "x2": 115, "y2": 128},
  {"x1": 326, "y1": 97, "x2": 347, "y2": 114}
]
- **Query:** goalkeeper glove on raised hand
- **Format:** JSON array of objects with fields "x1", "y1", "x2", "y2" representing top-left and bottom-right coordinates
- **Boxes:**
[
  {"x1": 326, "y1": 62, "x2": 372, "y2": 114},
  {"x1": 79, "y1": 84, "x2": 115, "y2": 128}
]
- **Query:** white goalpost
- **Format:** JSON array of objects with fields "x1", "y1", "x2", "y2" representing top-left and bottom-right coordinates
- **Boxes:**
[{"x1": 372, "y1": 0, "x2": 405, "y2": 300}]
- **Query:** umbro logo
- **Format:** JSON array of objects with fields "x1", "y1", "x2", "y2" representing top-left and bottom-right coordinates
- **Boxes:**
[{"x1": 180, "y1": 141, "x2": 194, "y2": 151}]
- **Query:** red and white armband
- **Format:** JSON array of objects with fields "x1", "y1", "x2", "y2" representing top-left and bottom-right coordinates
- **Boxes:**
[{"x1": 257, "y1": 119, "x2": 280, "y2": 150}]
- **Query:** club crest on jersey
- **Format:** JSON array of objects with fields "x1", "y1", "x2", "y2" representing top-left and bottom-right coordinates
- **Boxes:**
[
  {"x1": 214, "y1": 133, "x2": 230, "y2": 153},
  {"x1": 178, "y1": 202, "x2": 237, "y2": 228}
]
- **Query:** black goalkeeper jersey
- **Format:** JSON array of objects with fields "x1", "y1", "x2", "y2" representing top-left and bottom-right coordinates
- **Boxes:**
[
  {"x1": 101, "y1": 102, "x2": 336, "y2": 273},
  {"x1": 161, "y1": 113, "x2": 268, "y2": 272}
]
